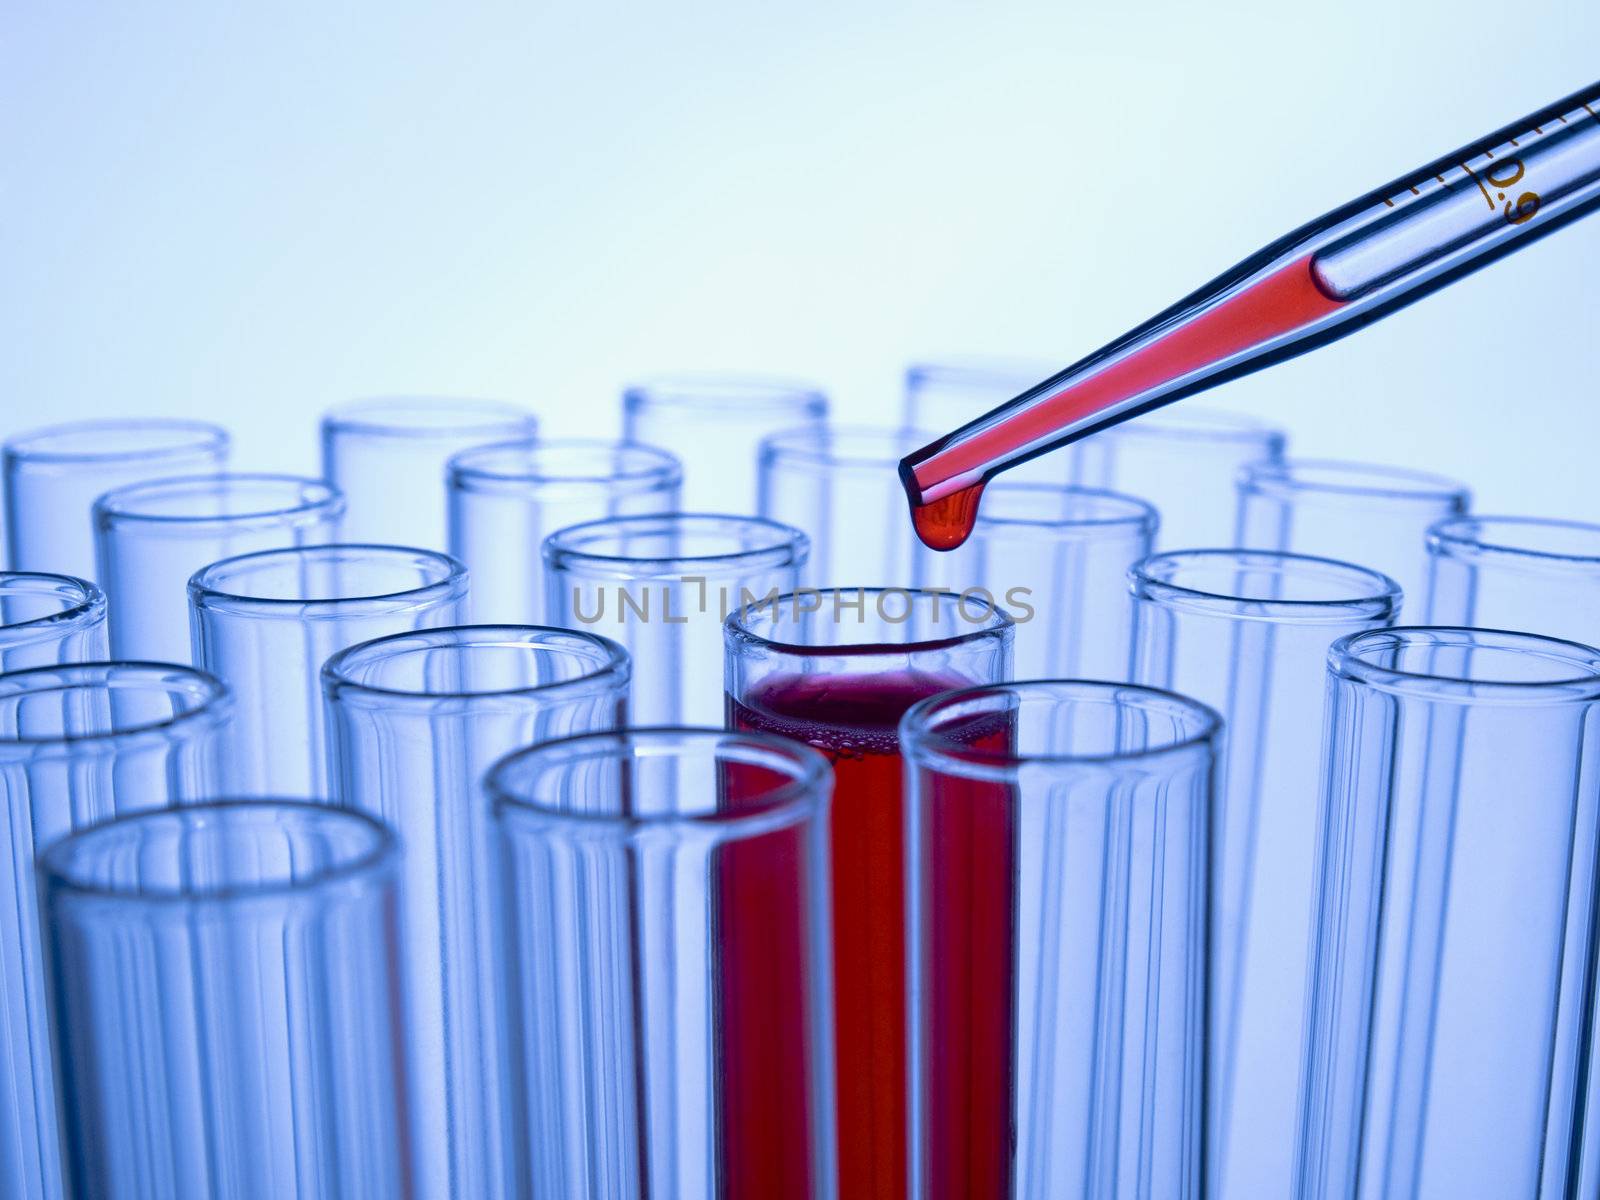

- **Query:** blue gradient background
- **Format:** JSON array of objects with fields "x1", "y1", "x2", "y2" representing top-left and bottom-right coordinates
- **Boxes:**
[{"x1": 3, "y1": 4, "x2": 1596, "y2": 518}]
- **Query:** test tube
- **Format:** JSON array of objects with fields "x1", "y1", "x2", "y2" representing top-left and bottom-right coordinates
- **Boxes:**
[
  {"x1": 93, "y1": 473, "x2": 345, "y2": 662},
  {"x1": 0, "y1": 573, "x2": 107, "y2": 672},
  {"x1": 189, "y1": 544, "x2": 468, "y2": 797},
  {"x1": 323, "y1": 624, "x2": 629, "y2": 1200},
  {"x1": 902, "y1": 680, "x2": 1218, "y2": 1200},
  {"x1": 489, "y1": 727, "x2": 837, "y2": 1199},
  {"x1": 0, "y1": 661, "x2": 229, "y2": 1200},
  {"x1": 1235, "y1": 458, "x2": 1469, "y2": 618},
  {"x1": 1298, "y1": 628, "x2": 1600, "y2": 1199},
  {"x1": 1129, "y1": 550, "x2": 1400, "y2": 1200},
  {"x1": 3, "y1": 419, "x2": 230, "y2": 579},
  {"x1": 447, "y1": 438, "x2": 682, "y2": 624},
  {"x1": 1070, "y1": 407, "x2": 1286, "y2": 550},
  {"x1": 934, "y1": 484, "x2": 1156, "y2": 679},
  {"x1": 725, "y1": 590, "x2": 1011, "y2": 1200},
  {"x1": 758, "y1": 426, "x2": 928, "y2": 588},
  {"x1": 1426, "y1": 515, "x2": 1600, "y2": 642},
  {"x1": 622, "y1": 373, "x2": 828, "y2": 513},
  {"x1": 321, "y1": 396, "x2": 539, "y2": 550},
  {"x1": 40, "y1": 801, "x2": 409, "y2": 1199},
  {"x1": 546, "y1": 513, "x2": 808, "y2": 724}
]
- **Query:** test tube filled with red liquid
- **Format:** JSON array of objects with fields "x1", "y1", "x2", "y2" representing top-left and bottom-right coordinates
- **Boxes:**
[{"x1": 724, "y1": 588, "x2": 1012, "y2": 1199}]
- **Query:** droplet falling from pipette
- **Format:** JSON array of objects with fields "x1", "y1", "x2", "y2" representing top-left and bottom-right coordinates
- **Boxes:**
[{"x1": 907, "y1": 481, "x2": 987, "y2": 551}]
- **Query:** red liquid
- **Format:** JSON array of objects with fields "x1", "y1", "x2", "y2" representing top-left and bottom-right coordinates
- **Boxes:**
[
  {"x1": 718, "y1": 757, "x2": 822, "y2": 1200},
  {"x1": 728, "y1": 670, "x2": 1014, "y2": 1200},
  {"x1": 908, "y1": 256, "x2": 1346, "y2": 550}
]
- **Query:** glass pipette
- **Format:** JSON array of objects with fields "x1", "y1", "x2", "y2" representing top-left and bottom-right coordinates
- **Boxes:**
[{"x1": 902, "y1": 81, "x2": 1600, "y2": 549}]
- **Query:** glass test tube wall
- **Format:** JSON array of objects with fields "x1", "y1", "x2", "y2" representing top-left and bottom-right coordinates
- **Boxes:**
[
  {"x1": 1299, "y1": 628, "x2": 1600, "y2": 1199},
  {"x1": 902, "y1": 359, "x2": 1058, "y2": 460},
  {"x1": 490, "y1": 728, "x2": 837, "y2": 1200},
  {"x1": 545, "y1": 513, "x2": 809, "y2": 724},
  {"x1": 0, "y1": 663, "x2": 229, "y2": 1200},
  {"x1": 1070, "y1": 407, "x2": 1287, "y2": 551},
  {"x1": 903, "y1": 681, "x2": 1218, "y2": 1200},
  {"x1": 1130, "y1": 550, "x2": 1400, "y2": 1200},
  {"x1": 1426, "y1": 515, "x2": 1600, "y2": 642},
  {"x1": 321, "y1": 396, "x2": 538, "y2": 550},
  {"x1": 3, "y1": 419, "x2": 230, "y2": 579},
  {"x1": 0, "y1": 573, "x2": 107, "y2": 672},
  {"x1": 189, "y1": 544, "x2": 468, "y2": 796},
  {"x1": 323, "y1": 625, "x2": 630, "y2": 1200},
  {"x1": 725, "y1": 590, "x2": 1011, "y2": 1200},
  {"x1": 933, "y1": 484, "x2": 1156, "y2": 679},
  {"x1": 622, "y1": 374, "x2": 828, "y2": 514},
  {"x1": 1235, "y1": 459, "x2": 1469, "y2": 617},
  {"x1": 94, "y1": 474, "x2": 345, "y2": 662},
  {"x1": 447, "y1": 439, "x2": 682, "y2": 625},
  {"x1": 759, "y1": 427, "x2": 929, "y2": 589},
  {"x1": 41, "y1": 803, "x2": 411, "y2": 1199}
]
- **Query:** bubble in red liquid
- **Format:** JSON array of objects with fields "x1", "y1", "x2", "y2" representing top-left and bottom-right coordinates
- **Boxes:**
[{"x1": 910, "y1": 481, "x2": 986, "y2": 551}]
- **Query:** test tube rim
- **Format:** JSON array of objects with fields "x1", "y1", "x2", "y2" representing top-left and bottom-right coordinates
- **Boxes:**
[
  {"x1": 759, "y1": 424, "x2": 936, "y2": 472},
  {"x1": 1427, "y1": 514, "x2": 1600, "y2": 572},
  {"x1": 622, "y1": 372, "x2": 828, "y2": 417},
  {"x1": 1238, "y1": 457, "x2": 1471, "y2": 507},
  {"x1": 321, "y1": 395, "x2": 538, "y2": 441},
  {"x1": 724, "y1": 585, "x2": 1014, "y2": 657},
  {"x1": 0, "y1": 572, "x2": 106, "y2": 640},
  {"x1": 1329, "y1": 625, "x2": 1600, "y2": 705},
  {"x1": 488, "y1": 725, "x2": 831, "y2": 838},
  {"x1": 92, "y1": 473, "x2": 346, "y2": 531},
  {"x1": 974, "y1": 482, "x2": 1159, "y2": 533},
  {"x1": 2, "y1": 418, "x2": 230, "y2": 466},
  {"x1": 1131, "y1": 548, "x2": 1402, "y2": 624},
  {"x1": 188, "y1": 543, "x2": 467, "y2": 617},
  {"x1": 900, "y1": 677, "x2": 1222, "y2": 780},
  {"x1": 321, "y1": 623, "x2": 630, "y2": 707},
  {"x1": 0, "y1": 660, "x2": 231, "y2": 750},
  {"x1": 542, "y1": 512, "x2": 810, "y2": 578},
  {"x1": 903, "y1": 356, "x2": 1061, "y2": 393},
  {"x1": 446, "y1": 436, "x2": 684, "y2": 494},
  {"x1": 38, "y1": 799, "x2": 396, "y2": 911}
]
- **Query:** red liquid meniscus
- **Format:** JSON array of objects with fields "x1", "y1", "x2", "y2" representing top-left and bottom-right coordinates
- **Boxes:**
[
  {"x1": 728, "y1": 668, "x2": 1015, "y2": 1200},
  {"x1": 908, "y1": 255, "x2": 1347, "y2": 550}
]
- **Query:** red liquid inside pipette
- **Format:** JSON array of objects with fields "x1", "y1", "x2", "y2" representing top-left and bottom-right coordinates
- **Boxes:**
[{"x1": 908, "y1": 255, "x2": 1346, "y2": 549}]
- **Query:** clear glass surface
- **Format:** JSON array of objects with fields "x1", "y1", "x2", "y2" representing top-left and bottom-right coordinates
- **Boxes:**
[
  {"x1": 321, "y1": 396, "x2": 538, "y2": 550},
  {"x1": 489, "y1": 727, "x2": 837, "y2": 1200},
  {"x1": 1130, "y1": 550, "x2": 1400, "y2": 1199},
  {"x1": 0, "y1": 662, "x2": 229, "y2": 1200},
  {"x1": 0, "y1": 573, "x2": 107, "y2": 672},
  {"x1": 1426, "y1": 514, "x2": 1600, "y2": 643},
  {"x1": 40, "y1": 801, "x2": 409, "y2": 1199},
  {"x1": 3, "y1": 419, "x2": 230, "y2": 579},
  {"x1": 725, "y1": 590, "x2": 1011, "y2": 1200},
  {"x1": 323, "y1": 625, "x2": 629, "y2": 1200},
  {"x1": 622, "y1": 373, "x2": 827, "y2": 513},
  {"x1": 758, "y1": 426, "x2": 929, "y2": 589},
  {"x1": 447, "y1": 438, "x2": 681, "y2": 624},
  {"x1": 546, "y1": 513, "x2": 808, "y2": 724},
  {"x1": 1236, "y1": 458, "x2": 1469, "y2": 619},
  {"x1": 1299, "y1": 627, "x2": 1600, "y2": 1199},
  {"x1": 94, "y1": 474, "x2": 345, "y2": 662},
  {"x1": 902, "y1": 680, "x2": 1219, "y2": 1200},
  {"x1": 1071, "y1": 407, "x2": 1286, "y2": 550},
  {"x1": 190, "y1": 544, "x2": 468, "y2": 796},
  {"x1": 932, "y1": 484, "x2": 1155, "y2": 679}
]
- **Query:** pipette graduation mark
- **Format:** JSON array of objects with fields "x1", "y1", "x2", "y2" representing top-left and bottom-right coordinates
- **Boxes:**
[{"x1": 903, "y1": 82, "x2": 1600, "y2": 550}]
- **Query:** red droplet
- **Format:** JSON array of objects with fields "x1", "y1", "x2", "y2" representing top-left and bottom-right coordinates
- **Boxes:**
[{"x1": 910, "y1": 482, "x2": 986, "y2": 551}]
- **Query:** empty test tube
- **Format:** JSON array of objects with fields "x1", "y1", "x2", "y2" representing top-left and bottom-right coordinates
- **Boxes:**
[
  {"x1": 3, "y1": 419, "x2": 230, "y2": 579},
  {"x1": 447, "y1": 438, "x2": 682, "y2": 624},
  {"x1": 0, "y1": 572, "x2": 107, "y2": 672}
]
